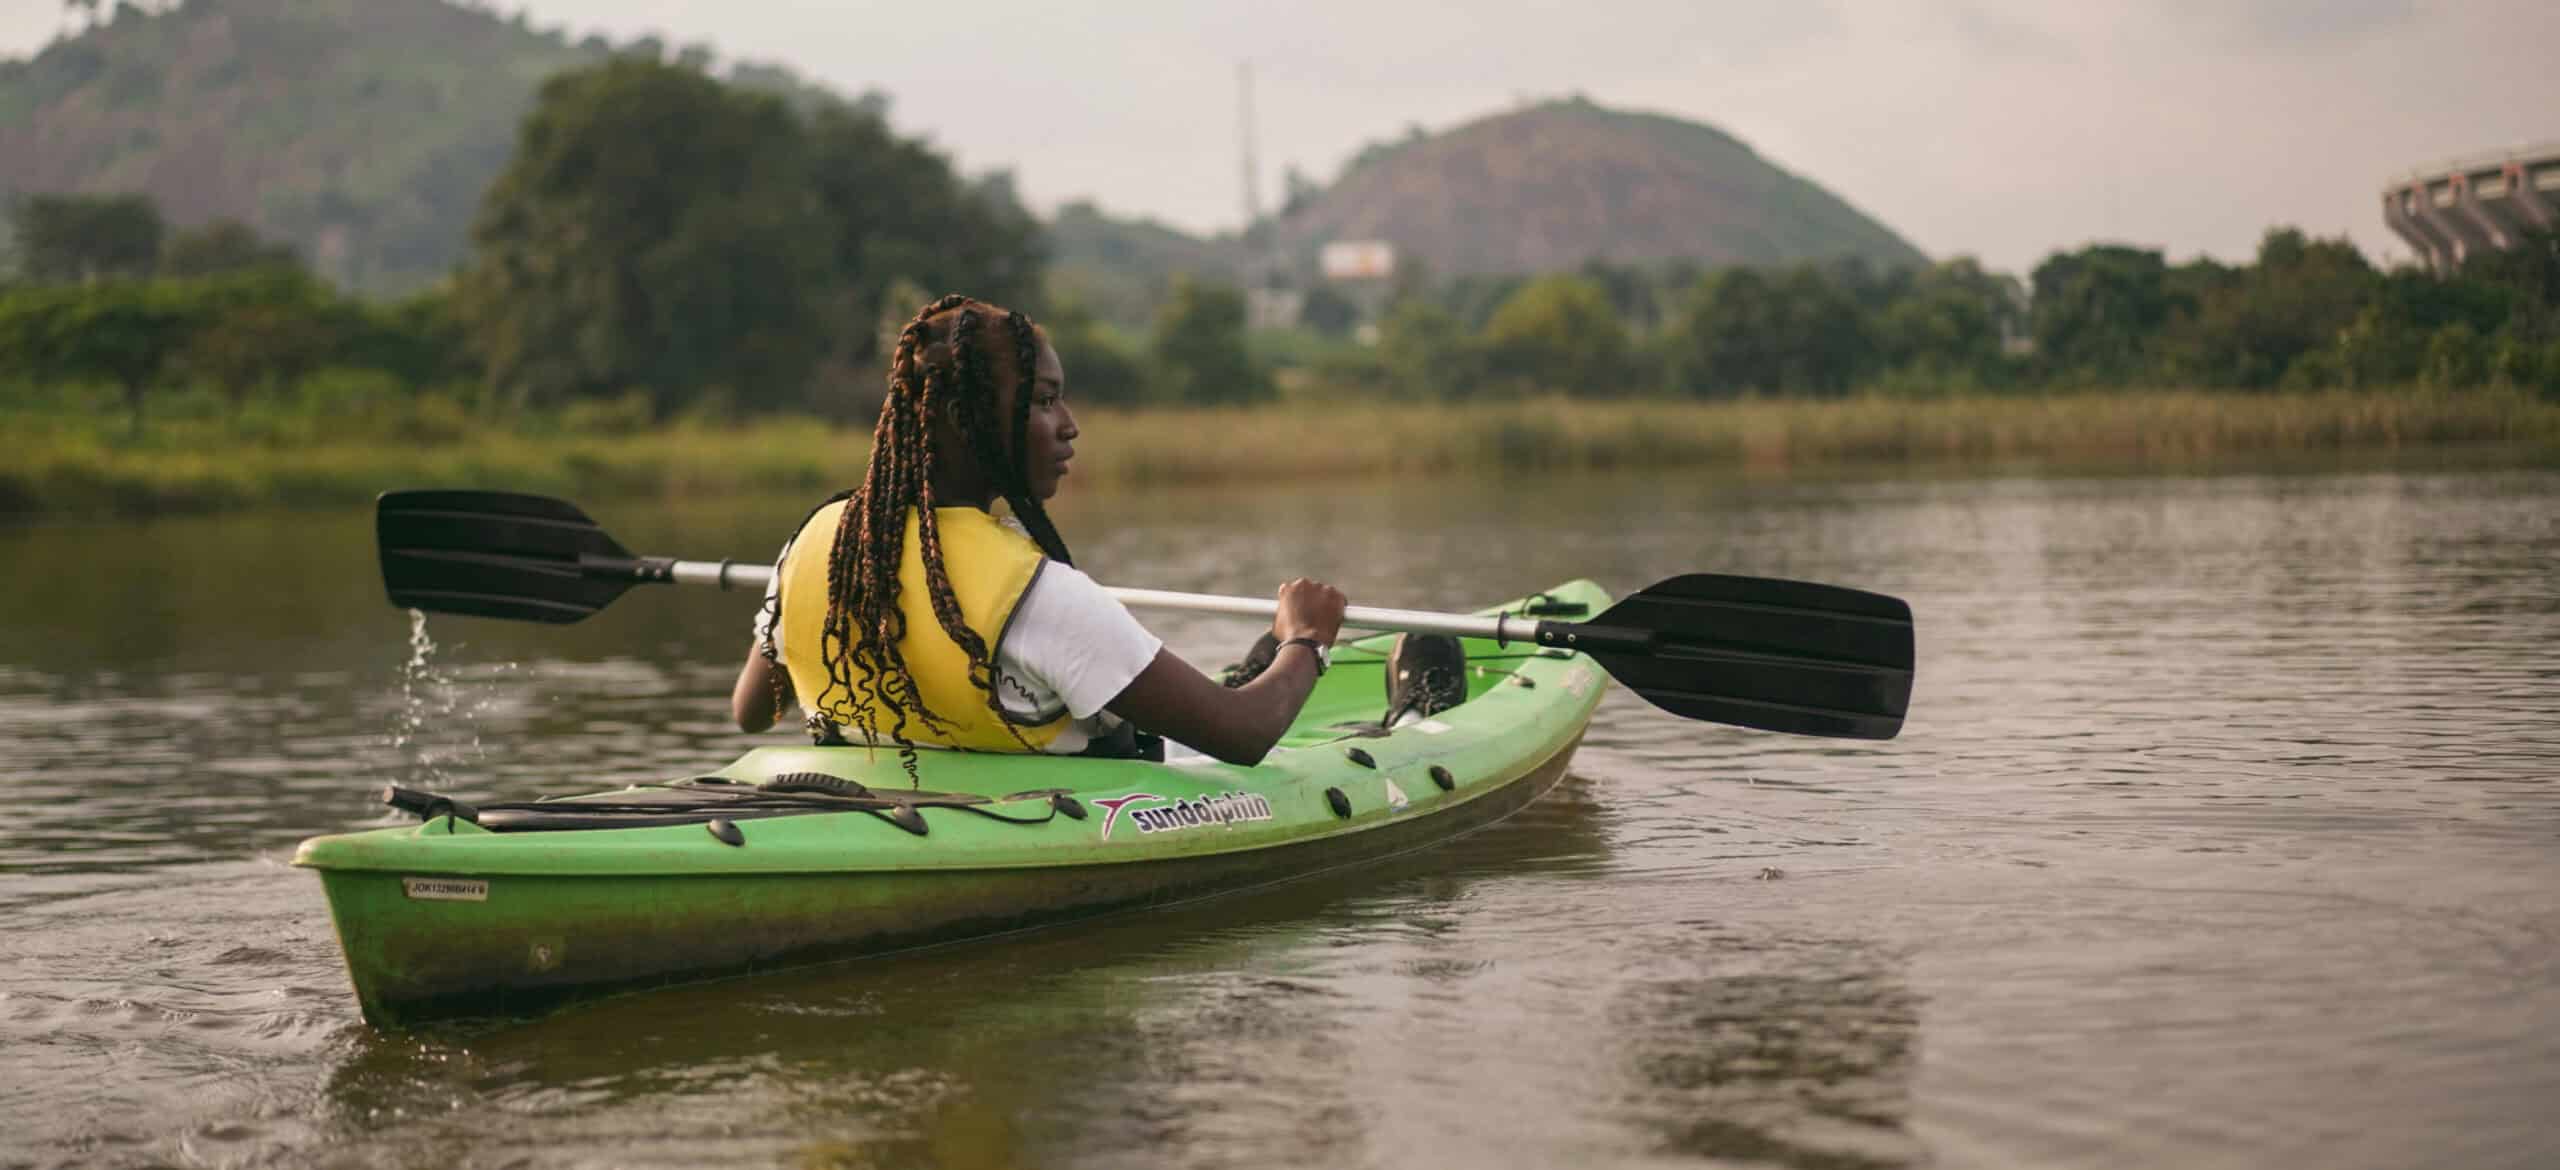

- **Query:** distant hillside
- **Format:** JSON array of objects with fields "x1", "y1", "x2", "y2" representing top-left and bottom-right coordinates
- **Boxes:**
[
  {"x1": 1045, "y1": 201, "x2": 1245, "y2": 330},
  {"x1": 1, "y1": 10, "x2": 1922, "y2": 306},
  {"x1": 1274, "y1": 97, "x2": 1926, "y2": 277},
  {"x1": 0, "y1": 0, "x2": 856, "y2": 294}
]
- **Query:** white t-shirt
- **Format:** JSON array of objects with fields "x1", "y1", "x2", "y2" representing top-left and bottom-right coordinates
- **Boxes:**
[{"x1": 753, "y1": 534, "x2": 1162, "y2": 754}]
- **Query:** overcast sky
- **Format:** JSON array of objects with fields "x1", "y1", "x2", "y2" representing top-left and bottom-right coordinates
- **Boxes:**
[{"x1": 7, "y1": 0, "x2": 2556, "y2": 274}]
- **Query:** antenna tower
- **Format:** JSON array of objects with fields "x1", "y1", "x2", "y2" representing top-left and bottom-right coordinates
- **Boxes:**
[{"x1": 1238, "y1": 61, "x2": 1263, "y2": 227}]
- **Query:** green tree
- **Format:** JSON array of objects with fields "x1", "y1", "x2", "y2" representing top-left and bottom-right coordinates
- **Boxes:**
[
  {"x1": 1668, "y1": 267, "x2": 1773, "y2": 397},
  {"x1": 2456, "y1": 226, "x2": 2560, "y2": 314},
  {"x1": 2312, "y1": 266, "x2": 2518, "y2": 387},
  {"x1": 11, "y1": 193, "x2": 164, "y2": 283},
  {"x1": 1439, "y1": 273, "x2": 1528, "y2": 330},
  {"x1": 2458, "y1": 227, "x2": 2559, "y2": 392},
  {"x1": 1773, "y1": 265, "x2": 1878, "y2": 394},
  {"x1": 1149, "y1": 277, "x2": 1265, "y2": 404},
  {"x1": 1877, "y1": 258, "x2": 2018, "y2": 386},
  {"x1": 1299, "y1": 283, "x2": 1360, "y2": 338},
  {"x1": 1576, "y1": 259, "x2": 1666, "y2": 330},
  {"x1": 1668, "y1": 264, "x2": 1875, "y2": 397},
  {"x1": 455, "y1": 60, "x2": 835, "y2": 414},
  {"x1": 1479, "y1": 274, "x2": 1629, "y2": 396},
  {"x1": 1374, "y1": 297, "x2": 1474, "y2": 400},
  {"x1": 167, "y1": 274, "x2": 352, "y2": 409},
  {"x1": 161, "y1": 219, "x2": 302, "y2": 279},
  {"x1": 2422, "y1": 322, "x2": 2487, "y2": 387},
  {"x1": 803, "y1": 105, "x2": 1044, "y2": 367},
  {"x1": 2158, "y1": 229, "x2": 2377, "y2": 388},
  {"x1": 2029, "y1": 244, "x2": 2180, "y2": 383},
  {"x1": 1040, "y1": 296, "x2": 1149, "y2": 406},
  {"x1": 2486, "y1": 331, "x2": 2547, "y2": 391},
  {"x1": 0, "y1": 280, "x2": 193, "y2": 432},
  {"x1": 357, "y1": 287, "x2": 480, "y2": 389}
]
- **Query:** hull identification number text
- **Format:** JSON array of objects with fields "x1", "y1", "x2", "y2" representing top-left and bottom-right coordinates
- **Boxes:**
[{"x1": 402, "y1": 877, "x2": 489, "y2": 902}]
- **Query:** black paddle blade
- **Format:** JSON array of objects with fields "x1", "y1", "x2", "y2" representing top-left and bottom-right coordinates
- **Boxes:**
[
  {"x1": 376, "y1": 490, "x2": 637, "y2": 623},
  {"x1": 1585, "y1": 574, "x2": 1914, "y2": 740}
]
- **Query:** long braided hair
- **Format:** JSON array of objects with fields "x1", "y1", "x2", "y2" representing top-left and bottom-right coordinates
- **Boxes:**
[{"x1": 802, "y1": 294, "x2": 1073, "y2": 779}]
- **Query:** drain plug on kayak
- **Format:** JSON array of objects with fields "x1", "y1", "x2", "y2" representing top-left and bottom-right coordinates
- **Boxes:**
[
  {"x1": 706, "y1": 818, "x2": 744, "y2": 846},
  {"x1": 1324, "y1": 787, "x2": 1353, "y2": 818},
  {"x1": 1429, "y1": 766, "x2": 1456, "y2": 791}
]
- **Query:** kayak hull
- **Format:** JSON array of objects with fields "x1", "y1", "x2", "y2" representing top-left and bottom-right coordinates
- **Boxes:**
[
  {"x1": 298, "y1": 580, "x2": 1611, "y2": 1027},
  {"x1": 315, "y1": 731, "x2": 1580, "y2": 1027}
]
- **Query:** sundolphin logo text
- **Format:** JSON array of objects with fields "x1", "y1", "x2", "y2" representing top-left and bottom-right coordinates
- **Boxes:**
[
  {"x1": 1092, "y1": 791, "x2": 1275, "y2": 841},
  {"x1": 1091, "y1": 794, "x2": 1162, "y2": 842}
]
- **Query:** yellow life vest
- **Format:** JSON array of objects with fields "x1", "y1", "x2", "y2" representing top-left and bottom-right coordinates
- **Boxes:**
[{"x1": 776, "y1": 501, "x2": 1069, "y2": 751}]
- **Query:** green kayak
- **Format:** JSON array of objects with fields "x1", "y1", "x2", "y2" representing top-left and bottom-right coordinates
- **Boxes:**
[{"x1": 296, "y1": 579, "x2": 1611, "y2": 1027}]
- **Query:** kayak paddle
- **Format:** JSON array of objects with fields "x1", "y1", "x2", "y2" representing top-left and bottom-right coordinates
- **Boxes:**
[{"x1": 375, "y1": 490, "x2": 1914, "y2": 740}]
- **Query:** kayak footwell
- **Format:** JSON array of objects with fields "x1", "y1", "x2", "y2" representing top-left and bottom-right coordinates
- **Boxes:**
[{"x1": 323, "y1": 731, "x2": 1584, "y2": 1028}]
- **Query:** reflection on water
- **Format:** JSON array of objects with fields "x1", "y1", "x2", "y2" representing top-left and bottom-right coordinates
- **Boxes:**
[
  {"x1": 1612, "y1": 945, "x2": 1919, "y2": 1167},
  {"x1": 300, "y1": 775, "x2": 1617, "y2": 1169},
  {"x1": 2, "y1": 465, "x2": 2556, "y2": 1169}
]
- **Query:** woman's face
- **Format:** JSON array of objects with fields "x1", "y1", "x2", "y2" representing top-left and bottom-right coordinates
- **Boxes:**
[{"x1": 1018, "y1": 342, "x2": 1077, "y2": 501}]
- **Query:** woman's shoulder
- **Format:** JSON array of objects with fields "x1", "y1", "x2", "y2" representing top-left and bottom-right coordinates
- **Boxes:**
[
  {"x1": 1002, "y1": 558, "x2": 1163, "y2": 717},
  {"x1": 1025, "y1": 558, "x2": 1107, "y2": 605},
  {"x1": 1016, "y1": 561, "x2": 1152, "y2": 642}
]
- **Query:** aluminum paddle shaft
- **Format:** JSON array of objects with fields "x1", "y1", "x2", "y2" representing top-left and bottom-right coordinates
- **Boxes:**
[
  {"x1": 376, "y1": 490, "x2": 1913, "y2": 738},
  {"x1": 662, "y1": 560, "x2": 1534, "y2": 643}
]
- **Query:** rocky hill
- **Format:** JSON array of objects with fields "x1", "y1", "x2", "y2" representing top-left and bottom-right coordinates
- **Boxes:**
[
  {"x1": 0, "y1": 0, "x2": 850, "y2": 294},
  {"x1": 2, "y1": 6, "x2": 1923, "y2": 304},
  {"x1": 1273, "y1": 97, "x2": 1925, "y2": 277}
]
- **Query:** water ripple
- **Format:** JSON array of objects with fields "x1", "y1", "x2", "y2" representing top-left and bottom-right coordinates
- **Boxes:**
[{"x1": 1, "y1": 469, "x2": 2556, "y2": 1169}]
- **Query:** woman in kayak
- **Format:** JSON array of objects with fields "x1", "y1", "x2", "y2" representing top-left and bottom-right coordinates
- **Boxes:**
[{"x1": 730, "y1": 294, "x2": 1348, "y2": 772}]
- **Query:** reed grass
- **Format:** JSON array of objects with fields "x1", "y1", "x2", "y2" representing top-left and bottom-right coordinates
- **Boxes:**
[
  {"x1": 1079, "y1": 388, "x2": 2560, "y2": 483},
  {"x1": 0, "y1": 417, "x2": 860, "y2": 517},
  {"x1": 4, "y1": 388, "x2": 2553, "y2": 519}
]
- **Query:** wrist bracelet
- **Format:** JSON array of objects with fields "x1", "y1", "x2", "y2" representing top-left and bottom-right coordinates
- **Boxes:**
[{"x1": 1277, "y1": 636, "x2": 1329, "y2": 676}]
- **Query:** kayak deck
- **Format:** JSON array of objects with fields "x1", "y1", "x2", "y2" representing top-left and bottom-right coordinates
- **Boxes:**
[{"x1": 295, "y1": 580, "x2": 1611, "y2": 1026}]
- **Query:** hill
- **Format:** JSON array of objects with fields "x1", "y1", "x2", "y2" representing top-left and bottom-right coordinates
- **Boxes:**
[
  {"x1": 1273, "y1": 97, "x2": 1926, "y2": 277},
  {"x1": 0, "y1": 0, "x2": 856, "y2": 295},
  {"x1": 1044, "y1": 201, "x2": 1245, "y2": 330},
  {"x1": 1, "y1": 9, "x2": 1923, "y2": 306}
]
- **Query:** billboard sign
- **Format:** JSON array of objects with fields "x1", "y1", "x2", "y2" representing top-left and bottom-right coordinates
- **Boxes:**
[{"x1": 1320, "y1": 240, "x2": 1396, "y2": 281}]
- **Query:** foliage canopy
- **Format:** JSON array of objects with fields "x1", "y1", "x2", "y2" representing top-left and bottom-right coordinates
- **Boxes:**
[{"x1": 452, "y1": 59, "x2": 1042, "y2": 416}]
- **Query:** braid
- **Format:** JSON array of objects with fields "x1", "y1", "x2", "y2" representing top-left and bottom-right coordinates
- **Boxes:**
[
  {"x1": 911, "y1": 317, "x2": 1005, "y2": 709},
  {"x1": 805, "y1": 293, "x2": 1068, "y2": 780}
]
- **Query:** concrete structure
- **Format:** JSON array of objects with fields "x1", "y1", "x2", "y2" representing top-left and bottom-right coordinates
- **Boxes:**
[{"x1": 2382, "y1": 142, "x2": 2560, "y2": 275}]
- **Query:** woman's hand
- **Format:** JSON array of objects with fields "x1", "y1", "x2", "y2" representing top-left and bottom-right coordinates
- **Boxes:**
[{"x1": 1273, "y1": 578, "x2": 1347, "y2": 645}]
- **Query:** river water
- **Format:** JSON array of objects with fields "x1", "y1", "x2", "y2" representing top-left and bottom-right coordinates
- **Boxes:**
[{"x1": 1, "y1": 464, "x2": 2554, "y2": 1169}]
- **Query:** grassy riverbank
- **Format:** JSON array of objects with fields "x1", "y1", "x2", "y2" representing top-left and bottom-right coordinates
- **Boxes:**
[{"x1": 5, "y1": 388, "x2": 2555, "y2": 518}]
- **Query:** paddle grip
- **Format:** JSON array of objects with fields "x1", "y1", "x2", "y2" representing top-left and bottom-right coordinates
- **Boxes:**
[
  {"x1": 380, "y1": 785, "x2": 480, "y2": 823},
  {"x1": 580, "y1": 554, "x2": 680, "y2": 583},
  {"x1": 1532, "y1": 621, "x2": 1654, "y2": 655}
]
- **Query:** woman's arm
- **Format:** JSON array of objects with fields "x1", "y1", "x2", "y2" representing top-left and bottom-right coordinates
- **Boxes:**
[
  {"x1": 1105, "y1": 647, "x2": 1322, "y2": 765},
  {"x1": 1104, "y1": 578, "x2": 1346, "y2": 766},
  {"x1": 732, "y1": 645, "x2": 793, "y2": 733}
]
